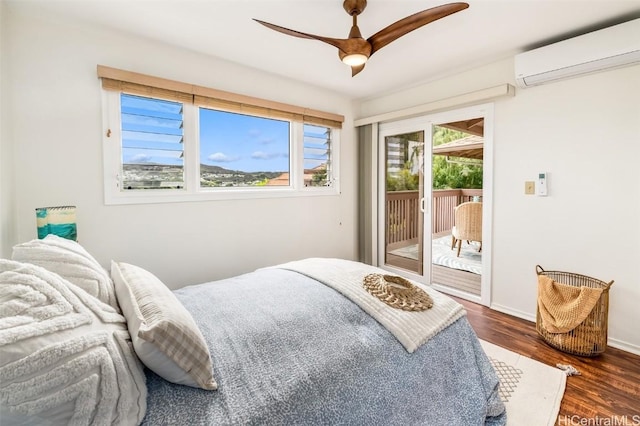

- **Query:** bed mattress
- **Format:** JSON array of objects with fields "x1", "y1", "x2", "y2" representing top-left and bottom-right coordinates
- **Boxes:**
[{"x1": 142, "y1": 266, "x2": 506, "y2": 425}]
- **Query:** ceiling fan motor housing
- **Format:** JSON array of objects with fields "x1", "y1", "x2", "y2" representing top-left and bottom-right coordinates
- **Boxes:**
[{"x1": 343, "y1": 0, "x2": 367, "y2": 16}]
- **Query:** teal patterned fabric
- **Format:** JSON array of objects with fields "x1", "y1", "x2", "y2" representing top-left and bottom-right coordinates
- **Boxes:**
[{"x1": 36, "y1": 206, "x2": 77, "y2": 241}]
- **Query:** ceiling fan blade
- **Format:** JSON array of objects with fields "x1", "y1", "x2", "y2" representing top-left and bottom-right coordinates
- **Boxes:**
[
  {"x1": 253, "y1": 19, "x2": 349, "y2": 52},
  {"x1": 367, "y1": 2, "x2": 469, "y2": 55},
  {"x1": 351, "y1": 63, "x2": 366, "y2": 77}
]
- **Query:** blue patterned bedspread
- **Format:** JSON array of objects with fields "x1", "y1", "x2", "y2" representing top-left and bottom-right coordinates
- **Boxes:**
[{"x1": 142, "y1": 267, "x2": 506, "y2": 425}]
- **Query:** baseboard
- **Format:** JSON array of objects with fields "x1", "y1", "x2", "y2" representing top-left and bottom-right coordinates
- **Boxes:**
[
  {"x1": 490, "y1": 303, "x2": 536, "y2": 323},
  {"x1": 489, "y1": 304, "x2": 640, "y2": 356},
  {"x1": 608, "y1": 338, "x2": 640, "y2": 356}
]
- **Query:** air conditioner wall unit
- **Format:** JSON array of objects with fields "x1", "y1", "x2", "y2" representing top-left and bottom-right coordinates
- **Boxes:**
[{"x1": 515, "y1": 18, "x2": 640, "y2": 88}]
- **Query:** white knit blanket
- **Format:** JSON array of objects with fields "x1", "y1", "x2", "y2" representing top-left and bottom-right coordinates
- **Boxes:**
[
  {"x1": 0, "y1": 259, "x2": 147, "y2": 425},
  {"x1": 271, "y1": 258, "x2": 466, "y2": 353}
]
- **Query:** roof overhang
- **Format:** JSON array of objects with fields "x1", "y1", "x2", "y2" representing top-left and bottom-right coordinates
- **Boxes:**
[{"x1": 432, "y1": 134, "x2": 484, "y2": 160}]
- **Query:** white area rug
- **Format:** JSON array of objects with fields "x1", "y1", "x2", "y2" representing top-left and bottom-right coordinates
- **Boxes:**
[
  {"x1": 480, "y1": 340, "x2": 567, "y2": 426},
  {"x1": 390, "y1": 236, "x2": 482, "y2": 274},
  {"x1": 433, "y1": 235, "x2": 482, "y2": 274}
]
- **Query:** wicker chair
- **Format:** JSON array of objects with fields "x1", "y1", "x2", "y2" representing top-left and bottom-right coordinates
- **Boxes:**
[{"x1": 451, "y1": 202, "x2": 483, "y2": 257}]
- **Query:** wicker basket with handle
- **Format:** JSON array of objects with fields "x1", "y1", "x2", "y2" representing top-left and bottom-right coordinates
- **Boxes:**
[{"x1": 535, "y1": 265, "x2": 613, "y2": 356}]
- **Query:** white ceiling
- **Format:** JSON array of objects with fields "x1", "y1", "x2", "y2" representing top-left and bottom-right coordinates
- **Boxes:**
[{"x1": 8, "y1": 0, "x2": 640, "y2": 100}]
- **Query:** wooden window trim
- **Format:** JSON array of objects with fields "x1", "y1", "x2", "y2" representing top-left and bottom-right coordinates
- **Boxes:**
[{"x1": 97, "y1": 65, "x2": 343, "y2": 128}]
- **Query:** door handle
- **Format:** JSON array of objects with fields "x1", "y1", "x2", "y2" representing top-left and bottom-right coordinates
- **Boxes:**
[{"x1": 420, "y1": 197, "x2": 426, "y2": 213}]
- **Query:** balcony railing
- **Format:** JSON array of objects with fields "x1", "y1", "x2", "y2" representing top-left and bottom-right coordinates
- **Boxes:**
[
  {"x1": 386, "y1": 189, "x2": 483, "y2": 245},
  {"x1": 386, "y1": 191, "x2": 421, "y2": 246}
]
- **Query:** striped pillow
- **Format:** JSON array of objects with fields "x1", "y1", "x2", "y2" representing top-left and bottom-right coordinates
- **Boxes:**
[{"x1": 111, "y1": 261, "x2": 217, "y2": 390}]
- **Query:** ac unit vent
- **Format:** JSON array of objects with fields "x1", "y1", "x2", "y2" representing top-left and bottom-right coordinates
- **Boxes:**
[{"x1": 515, "y1": 19, "x2": 640, "y2": 88}]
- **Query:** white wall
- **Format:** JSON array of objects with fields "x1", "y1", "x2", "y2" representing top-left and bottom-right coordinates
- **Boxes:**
[
  {"x1": 3, "y1": 7, "x2": 358, "y2": 288},
  {"x1": 357, "y1": 59, "x2": 640, "y2": 353},
  {"x1": 0, "y1": 0, "x2": 14, "y2": 259}
]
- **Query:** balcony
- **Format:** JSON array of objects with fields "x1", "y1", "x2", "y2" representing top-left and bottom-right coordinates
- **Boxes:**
[{"x1": 385, "y1": 188, "x2": 483, "y2": 295}]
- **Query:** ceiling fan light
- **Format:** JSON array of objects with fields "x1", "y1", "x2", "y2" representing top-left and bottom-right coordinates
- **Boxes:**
[{"x1": 342, "y1": 53, "x2": 368, "y2": 66}]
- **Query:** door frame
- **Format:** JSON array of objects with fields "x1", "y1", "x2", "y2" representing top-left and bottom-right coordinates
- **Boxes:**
[{"x1": 376, "y1": 103, "x2": 494, "y2": 306}]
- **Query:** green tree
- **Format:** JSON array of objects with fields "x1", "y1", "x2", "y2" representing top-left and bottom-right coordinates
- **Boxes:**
[
  {"x1": 311, "y1": 169, "x2": 327, "y2": 186},
  {"x1": 385, "y1": 127, "x2": 482, "y2": 191},
  {"x1": 386, "y1": 163, "x2": 420, "y2": 191},
  {"x1": 432, "y1": 127, "x2": 467, "y2": 146},
  {"x1": 431, "y1": 127, "x2": 483, "y2": 189}
]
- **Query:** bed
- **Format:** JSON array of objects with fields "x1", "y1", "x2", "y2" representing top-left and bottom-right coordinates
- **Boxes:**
[{"x1": 1, "y1": 236, "x2": 506, "y2": 425}]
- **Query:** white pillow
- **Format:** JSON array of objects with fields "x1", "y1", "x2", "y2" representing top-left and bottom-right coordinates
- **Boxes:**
[
  {"x1": 111, "y1": 261, "x2": 217, "y2": 390},
  {"x1": 0, "y1": 259, "x2": 147, "y2": 424},
  {"x1": 12, "y1": 235, "x2": 119, "y2": 310}
]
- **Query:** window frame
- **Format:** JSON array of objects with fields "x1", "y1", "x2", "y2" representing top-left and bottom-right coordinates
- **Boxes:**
[{"x1": 102, "y1": 90, "x2": 340, "y2": 205}]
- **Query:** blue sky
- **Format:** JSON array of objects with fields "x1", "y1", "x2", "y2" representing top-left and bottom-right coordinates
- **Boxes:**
[
  {"x1": 121, "y1": 94, "x2": 290, "y2": 173},
  {"x1": 121, "y1": 95, "x2": 185, "y2": 166},
  {"x1": 121, "y1": 96, "x2": 330, "y2": 174},
  {"x1": 199, "y1": 109, "x2": 290, "y2": 173}
]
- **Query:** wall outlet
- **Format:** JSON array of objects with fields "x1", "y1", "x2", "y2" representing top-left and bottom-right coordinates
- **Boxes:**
[{"x1": 525, "y1": 181, "x2": 535, "y2": 195}]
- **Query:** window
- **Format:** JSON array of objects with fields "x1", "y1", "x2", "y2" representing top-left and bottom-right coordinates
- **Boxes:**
[
  {"x1": 120, "y1": 94, "x2": 185, "y2": 190},
  {"x1": 199, "y1": 109, "x2": 290, "y2": 188},
  {"x1": 98, "y1": 66, "x2": 343, "y2": 204},
  {"x1": 303, "y1": 124, "x2": 332, "y2": 187}
]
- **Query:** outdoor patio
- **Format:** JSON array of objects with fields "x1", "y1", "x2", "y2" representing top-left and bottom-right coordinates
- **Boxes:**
[
  {"x1": 390, "y1": 234, "x2": 481, "y2": 274},
  {"x1": 384, "y1": 122, "x2": 484, "y2": 295},
  {"x1": 385, "y1": 188, "x2": 482, "y2": 295}
]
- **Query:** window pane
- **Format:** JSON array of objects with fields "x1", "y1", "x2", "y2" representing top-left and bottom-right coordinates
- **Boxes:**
[
  {"x1": 120, "y1": 94, "x2": 184, "y2": 190},
  {"x1": 303, "y1": 124, "x2": 331, "y2": 187},
  {"x1": 199, "y1": 108, "x2": 290, "y2": 187}
]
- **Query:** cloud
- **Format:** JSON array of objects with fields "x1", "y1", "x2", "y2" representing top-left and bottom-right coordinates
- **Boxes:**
[
  {"x1": 130, "y1": 153, "x2": 152, "y2": 163},
  {"x1": 248, "y1": 130, "x2": 280, "y2": 145},
  {"x1": 251, "y1": 151, "x2": 285, "y2": 160},
  {"x1": 259, "y1": 137, "x2": 276, "y2": 145},
  {"x1": 208, "y1": 152, "x2": 239, "y2": 163}
]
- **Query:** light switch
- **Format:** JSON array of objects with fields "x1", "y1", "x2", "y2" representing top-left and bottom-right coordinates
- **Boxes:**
[{"x1": 525, "y1": 181, "x2": 535, "y2": 195}]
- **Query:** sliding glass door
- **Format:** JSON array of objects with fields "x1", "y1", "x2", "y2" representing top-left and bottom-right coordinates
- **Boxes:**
[
  {"x1": 379, "y1": 118, "x2": 431, "y2": 283},
  {"x1": 376, "y1": 104, "x2": 493, "y2": 305}
]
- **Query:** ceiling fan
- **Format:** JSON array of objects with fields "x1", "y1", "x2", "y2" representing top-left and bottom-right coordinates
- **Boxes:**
[{"x1": 254, "y1": 1, "x2": 469, "y2": 77}]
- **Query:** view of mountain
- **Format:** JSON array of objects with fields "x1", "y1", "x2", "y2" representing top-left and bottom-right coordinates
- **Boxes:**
[{"x1": 122, "y1": 163, "x2": 284, "y2": 189}]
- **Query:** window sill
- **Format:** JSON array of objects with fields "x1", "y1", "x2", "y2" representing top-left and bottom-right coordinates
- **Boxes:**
[{"x1": 104, "y1": 186, "x2": 340, "y2": 205}]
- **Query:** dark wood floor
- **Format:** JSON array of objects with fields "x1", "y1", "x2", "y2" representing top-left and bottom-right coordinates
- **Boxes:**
[{"x1": 454, "y1": 297, "x2": 640, "y2": 424}]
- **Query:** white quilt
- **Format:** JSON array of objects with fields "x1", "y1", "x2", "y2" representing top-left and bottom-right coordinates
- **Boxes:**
[{"x1": 271, "y1": 258, "x2": 466, "y2": 353}]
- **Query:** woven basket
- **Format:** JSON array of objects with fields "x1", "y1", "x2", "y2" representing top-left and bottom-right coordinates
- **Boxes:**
[{"x1": 535, "y1": 265, "x2": 613, "y2": 356}]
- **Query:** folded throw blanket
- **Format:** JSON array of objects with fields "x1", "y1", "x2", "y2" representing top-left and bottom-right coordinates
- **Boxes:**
[
  {"x1": 537, "y1": 275, "x2": 603, "y2": 333},
  {"x1": 269, "y1": 258, "x2": 466, "y2": 353}
]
